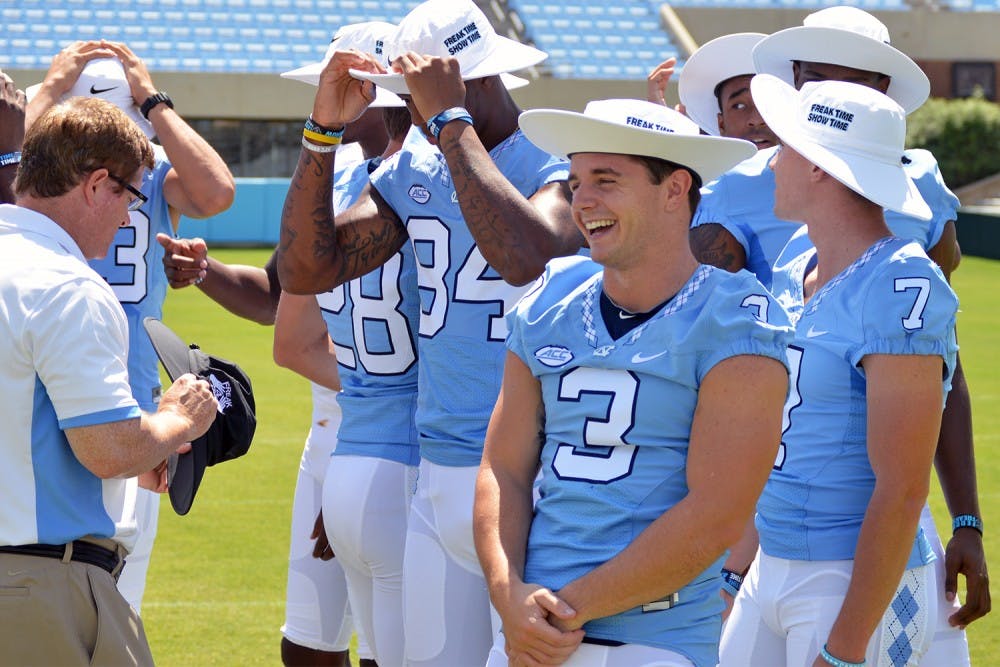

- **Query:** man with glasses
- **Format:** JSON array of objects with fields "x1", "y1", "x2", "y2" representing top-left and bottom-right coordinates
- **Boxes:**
[
  {"x1": 27, "y1": 40, "x2": 235, "y2": 613},
  {"x1": 0, "y1": 96, "x2": 218, "y2": 666}
]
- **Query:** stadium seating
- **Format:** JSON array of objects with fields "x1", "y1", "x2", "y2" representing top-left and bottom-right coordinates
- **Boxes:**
[
  {"x1": 0, "y1": 0, "x2": 423, "y2": 73},
  {"x1": 508, "y1": 0, "x2": 682, "y2": 79}
]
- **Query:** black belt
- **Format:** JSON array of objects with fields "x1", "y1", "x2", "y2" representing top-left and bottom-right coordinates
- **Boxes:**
[{"x1": 0, "y1": 540, "x2": 124, "y2": 579}]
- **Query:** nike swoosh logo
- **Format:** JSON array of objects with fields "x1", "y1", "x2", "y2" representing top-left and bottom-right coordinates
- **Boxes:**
[
  {"x1": 618, "y1": 311, "x2": 636, "y2": 319},
  {"x1": 806, "y1": 325, "x2": 828, "y2": 338},
  {"x1": 90, "y1": 85, "x2": 116, "y2": 94},
  {"x1": 631, "y1": 350, "x2": 667, "y2": 363}
]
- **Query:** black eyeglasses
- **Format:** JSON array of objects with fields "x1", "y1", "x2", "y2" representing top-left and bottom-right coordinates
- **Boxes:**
[{"x1": 109, "y1": 174, "x2": 148, "y2": 212}]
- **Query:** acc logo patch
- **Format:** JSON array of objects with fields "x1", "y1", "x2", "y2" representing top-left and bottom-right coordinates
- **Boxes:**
[
  {"x1": 408, "y1": 184, "x2": 431, "y2": 204},
  {"x1": 535, "y1": 345, "x2": 574, "y2": 368}
]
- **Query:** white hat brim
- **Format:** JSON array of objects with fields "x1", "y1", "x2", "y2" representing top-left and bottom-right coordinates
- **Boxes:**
[
  {"x1": 518, "y1": 109, "x2": 756, "y2": 184},
  {"x1": 349, "y1": 69, "x2": 531, "y2": 95},
  {"x1": 752, "y1": 75, "x2": 930, "y2": 220},
  {"x1": 752, "y1": 26, "x2": 929, "y2": 114},
  {"x1": 351, "y1": 36, "x2": 546, "y2": 95},
  {"x1": 679, "y1": 33, "x2": 766, "y2": 136},
  {"x1": 281, "y1": 63, "x2": 405, "y2": 107}
]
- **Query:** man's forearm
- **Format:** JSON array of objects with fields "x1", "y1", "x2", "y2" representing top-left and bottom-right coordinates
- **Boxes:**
[{"x1": 437, "y1": 122, "x2": 579, "y2": 286}]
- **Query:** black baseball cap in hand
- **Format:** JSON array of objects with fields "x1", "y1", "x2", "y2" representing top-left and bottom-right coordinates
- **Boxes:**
[{"x1": 143, "y1": 318, "x2": 257, "y2": 515}]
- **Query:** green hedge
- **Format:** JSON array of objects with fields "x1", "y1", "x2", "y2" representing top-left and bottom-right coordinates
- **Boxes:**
[{"x1": 906, "y1": 93, "x2": 1000, "y2": 189}]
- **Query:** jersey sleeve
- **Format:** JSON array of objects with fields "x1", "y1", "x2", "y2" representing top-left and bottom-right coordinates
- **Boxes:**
[
  {"x1": 28, "y1": 277, "x2": 140, "y2": 427},
  {"x1": 904, "y1": 149, "x2": 959, "y2": 251},
  {"x1": 694, "y1": 272, "x2": 793, "y2": 383},
  {"x1": 691, "y1": 175, "x2": 753, "y2": 259},
  {"x1": 851, "y1": 249, "x2": 959, "y2": 380}
]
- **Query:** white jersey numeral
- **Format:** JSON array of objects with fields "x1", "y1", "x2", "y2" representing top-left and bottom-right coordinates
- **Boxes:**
[
  {"x1": 894, "y1": 277, "x2": 931, "y2": 331},
  {"x1": 775, "y1": 345, "x2": 804, "y2": 471},
  {"x1": 407, "y1": 216, "x2": 450, "y2": 337},
  {"x1": 407, "y1": 215, "x2": 528, "y2": 342},
  {"x1": 101, "y1": 210, "x2": 150, "y2": 303},
  {"x1": 317, "y1": 253, "x2": 416, "y2": 375},
  {"x1": 551, "y1": 367, "x2": 639, "y2": 483},
  {"x1": 741, "y1": 293, "x2": 770, "y2": 323}
]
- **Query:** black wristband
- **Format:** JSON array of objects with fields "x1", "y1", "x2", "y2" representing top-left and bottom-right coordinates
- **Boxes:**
[{"x1": 140, "y1": 92, "x2": 174, "y2": 120}]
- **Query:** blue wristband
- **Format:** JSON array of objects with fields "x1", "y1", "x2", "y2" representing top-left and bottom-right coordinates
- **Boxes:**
[
  {"x1": 820, "y1": 644, "x2": 866, "y2": 667},
  {"x1": 427, "y1": 107, "x2": 473, "y2": 139},
  {"x1": 720, "y1": 568, "x2": 743, "y2": 597},
  {"x1": 952, "y1": 514, "x2": 984, "y2": 535}
]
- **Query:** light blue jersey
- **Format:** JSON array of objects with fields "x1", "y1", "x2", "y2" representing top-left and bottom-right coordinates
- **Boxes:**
[
  {"x1": 89, "y1": 153, "x2": 173, "y2": 410},
  {"x1": 371, "y1": 130, "x2": 569, "y2": 466},
  {"x1": 762, "y1": 236, "x2": 959, "y2": 567},
  {"x1": 508, "y1": 256, "x2": 792, "y2": 667},
  {"x1": 319, "y1": 157, "x2": 420, "y2": 466},
  {"x1": 693, "y1": 148, "x2": 958, "y2": 288}
]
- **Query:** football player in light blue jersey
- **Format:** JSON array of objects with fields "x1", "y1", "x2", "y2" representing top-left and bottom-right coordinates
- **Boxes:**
[
  {"x1": 26, "y1": 41, "x2": 235, "y2": 614},
  {"x1": 277, "y1": 2, "x2": 583, "y2": 664},
  {"x1": 475, "y1": 99, "x2": 790, "y2": 667},
  {"x1": 720, "y1": 76, "x2": 959, "y2": 667},
  {"x1": 689, "y1": 9, "x2": 990, "y2": 649}
]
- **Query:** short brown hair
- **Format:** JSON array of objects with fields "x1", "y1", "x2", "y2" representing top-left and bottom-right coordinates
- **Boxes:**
[
  {"x1": 630, "y1": 154, "x2": 702, "y2": 214},
  {"x1": 15, "y1": 97, "x2": 154, "y2": 199}
]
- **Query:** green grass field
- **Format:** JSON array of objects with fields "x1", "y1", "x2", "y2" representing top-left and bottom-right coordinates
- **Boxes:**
[{"x1": 144, "y1": 249, "x2": 1000, "y2": 666}]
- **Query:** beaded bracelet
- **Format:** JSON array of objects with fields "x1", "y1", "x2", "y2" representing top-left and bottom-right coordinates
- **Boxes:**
[
  {"x1": 301, "y1": 136, "x2": 339, "y2": 153},
  {"x1": 820, "y1": 644, "x2": 865, "y2": 667},
  {"x1": 953, "y1": 514, "x2": 984, "y2": 535}
]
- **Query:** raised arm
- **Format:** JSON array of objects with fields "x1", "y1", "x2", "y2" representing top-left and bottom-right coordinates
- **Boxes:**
[
  {"x1": 24, "y1": 40, "x2": 116, "y2": 130},
  {"x1": 475, "y1": 351, "x2": 584, "y2": 664},
  {"x1": 395, "y1": 54, "x2": 583, "y2": 286},
  {"x1": 553, "y1": 354, "x2": 786, "y2": 628},
  {"x1": 690, "y1": 223, "x2": 748, "y2": 273},
  {"x1": 278, "y1": 51, "x2": 408, "y2": 294},
  {"x1": 822, "y1": 354, "x2": 943, "y2": 664},
  {"x1": 104, "y1": 42, "x2": 234, "y2": 222}
]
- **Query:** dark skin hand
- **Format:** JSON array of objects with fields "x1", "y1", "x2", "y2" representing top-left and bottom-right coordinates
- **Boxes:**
[{"x1": 311, "y1": 509, "x2": 334, "y2": 561}]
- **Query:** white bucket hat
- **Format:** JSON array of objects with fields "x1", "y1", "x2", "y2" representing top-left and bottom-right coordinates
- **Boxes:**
[
  {"x1": 349, "y1": 0, "x2": 545, "y2": 95},
  {"x1": 281, "y1": 21, "x2": 405, "y2": 107},
  {"x1": 518, "y1": 99, "x2": 756, "y2": 184},
  {"x1": 751, "y1": 74, "x2": 930, "y2": 220},
  {"x1": 27, "y1": 58, "x2": 155, "y2": 138},
  {"x1": 752, "y1": 6, "x2": 929, "y2": 114},
  {"x1": 679, "y1": 32, "x2": 766, "y2": 136}
]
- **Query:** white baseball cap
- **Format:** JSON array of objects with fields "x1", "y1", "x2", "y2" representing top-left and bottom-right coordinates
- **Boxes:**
[
  {"x1": 349, "y1": 0, "x2": 546, "y2": 95},
  {"x1": 518, "y1": 99, "x2": 756, "y2": 184},
  {"x1": 679, "y1": 33, "x2": 766, "y2": 136},
  {"x1": 751, "y1": 74, "x2": 930, "y2": 220},
  {"x1": 752, "y1": 7, "x2": 929, "y2": 114},
  {"x1": 27, "y1": 58, "x2": 155, "y2": 138},
  {"x1": 281, "y1": 21, "x2": 406, "y2": 108}
]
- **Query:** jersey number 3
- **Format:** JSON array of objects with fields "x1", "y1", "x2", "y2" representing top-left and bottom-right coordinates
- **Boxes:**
[{"x1": 551, "y1": 367, "x2": 639, "y2": 484}]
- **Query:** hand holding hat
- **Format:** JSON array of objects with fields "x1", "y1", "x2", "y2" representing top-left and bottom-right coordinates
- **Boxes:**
[
  {"x1": 143, "y1": 318, "x2": 257, "y2": 515},
  {"x1": 311, "y1": 49, "x2": 386, "y2": 130},
  {"x1": 392, "y1": 52, "x2": 467, "y2": 127},
  {"x1": 25, "y1": 40, "x2": 115, "y2": 127}
]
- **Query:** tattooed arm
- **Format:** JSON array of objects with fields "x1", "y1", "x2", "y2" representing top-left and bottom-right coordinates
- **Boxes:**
[
  {"x1": 394, "y1": 53, "x2": 583, "y2": 287},
  {"x1": 277, "y1": 49, "x2": 407, "y2": 294},
  {"x1": 689, "y1": 223, "x2": 747, "y2": 273},
  {"x1": 439, "y1": 121, "x2": 582, "y2": 286}
]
